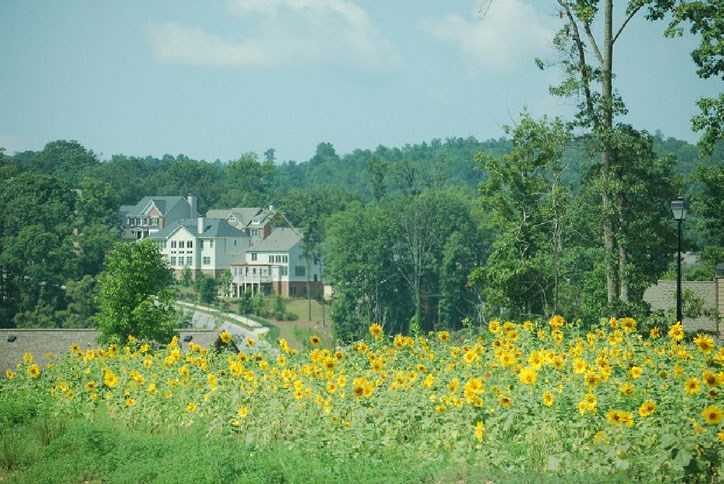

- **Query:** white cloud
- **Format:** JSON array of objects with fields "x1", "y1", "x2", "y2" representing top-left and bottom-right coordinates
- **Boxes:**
[
  {"x1": 148, "y1": 0, "x2": 400, "y2": 69},
  {"x1": 418, "y1": 0, "x2": 555, "y2": 74}
]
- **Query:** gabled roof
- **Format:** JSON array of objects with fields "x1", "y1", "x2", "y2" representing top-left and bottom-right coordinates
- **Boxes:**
[
  {"x1": 124, "y1": 196, "x2": 196, "y2": 218},
  {"x1": 247, "y1": 227, "x2": 302, "y2": 252},
  {"x1": 206, "y1": 208, "x2": 262, "y2": 228},
  {"x1": 150, "y1": 218, "x2": 247, "y2": 240},
  {"x1": 0, "y1": 328, "x2": 237, "y2": 372}
]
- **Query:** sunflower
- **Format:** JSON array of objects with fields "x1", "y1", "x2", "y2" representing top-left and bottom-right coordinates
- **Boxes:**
[
  {"x1": 103, "y1": 369, "x2": 118, "y2": 388},
  {"x1": 85, "y1": 381, "x2": 96, "y2": 392},
  {"x1": 621, "y1": 317, "x2": 637, "y2": 333},
  {"x1": 638, "y1": 400, "x2": 656, "y2": 417},
  {"x1": 701, "y1": 405, "x2": 723, "y2": 425},
  {"x1": 630, "y1": 366, "x2": 643, "y2": 379},
  {"x1": 220, "y1": 330, "x2": 233, "y2": 345},
  {"x1": 518, "y1": 367, "x2": 537, "y2": 385},
  {"x1": 186, "y1": 402, "x2": 197, "y2": 413},
  {"x1": 474, "y1": 421, "x2": 484, "y2": 441},
  {"x1": 668, "y1": 322, "x2": 685, "y2": 341},
  {"x1": 693, "y1": 334, "x2": 715, "y2": 355},
  {"x1": 369, "y1": 323, "x2": 383, "y2": 341},
  {"x1": 488, "y1": 320, "x2": 501, "y2": 333},
  {"x1": 684, "y1": 378, "x2": 701, "y2": 395},
  {"x1": 437, "y1": 331, "x2": 450, "y2": 342},
  {"x1": 606, "y1": 409, "x2": 634, "y2": 427},
  {"x1": 237, "y1": 406, "x2": 248, "y2": 418},
  {"x1": 28, "y1": 364, "x2": 41, "y2": 378},
  {"x1": 5, "y1": 369, "x2": 14, "y2": 380},
  {"x1": 702, "y1": 370, "x2": 718, "y2": 386},
  {"x1": 309, "y1": 335, "x2": 321, "y2": 345},
  {"x1": 542, "y1": 391, "x2": 554, "y2": 407}
]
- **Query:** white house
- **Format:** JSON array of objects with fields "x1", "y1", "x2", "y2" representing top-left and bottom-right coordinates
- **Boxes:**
[
  {"x1": 151, "y1": 217, "x2": 248, "y2": 279},
  {"x1": 230, "y1": 227, "x2": 322, "y2": 298}
]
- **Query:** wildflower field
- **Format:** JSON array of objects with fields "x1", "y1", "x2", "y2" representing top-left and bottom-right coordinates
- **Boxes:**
[{"x1": 1, "y1": 317, "x2": 722, "y2": 483}]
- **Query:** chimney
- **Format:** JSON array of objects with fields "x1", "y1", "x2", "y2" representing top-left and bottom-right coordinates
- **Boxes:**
[
  {"x1": 198, "y1": 217, "x2": 205, "y2": 235},
  {"x1": 187, "y1": 195, "x2": 198, "y2": 217}
]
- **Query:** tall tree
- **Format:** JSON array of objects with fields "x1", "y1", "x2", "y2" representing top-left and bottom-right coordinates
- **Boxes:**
[
  {"x1": 471, "y1": 115, "x2": 572, "y2": 319},
  {"x1": 537, "y1": 0, "x2": 718, "y2": 312},
  {"x1": 0, "y1": 173, "x2": 77, "y2": 327},
  {"x1": 93, "y1": 239, "x2": 178, "y2": 343}
]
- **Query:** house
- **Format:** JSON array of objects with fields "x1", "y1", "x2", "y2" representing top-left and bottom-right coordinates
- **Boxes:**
[
  {"x1": 120, "y1": 195, "x2": 199, "y2": 241},
  {"x1": 205, "y1": 206, "x2": 275, "y2": 246},
  {"x1": 150, "y1": 217, "x2": 248, "y2": 279},
  {"x1": 0, "y1": 328, "x2": 238, "y2": 373},
  {"x1": 230, "y1": 227, "x2": 322, "y2": 298}
]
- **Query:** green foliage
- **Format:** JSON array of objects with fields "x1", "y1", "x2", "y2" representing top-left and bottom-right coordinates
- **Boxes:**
[
  {"x1": 238, "y1": 291, "x2": 254, "y2": 316},
  {"x1": 473, "y1": 114, "x2": 572, "y2": 319},
  {"x1": 195, "y1": 274, "x2": 217, "y2": 305},
  {"x1": 92, "y1": 239, "x2": 177, "y2": 343},
  {"x1": 180, "y1": 266, "x2": 193, "y2": 287}
]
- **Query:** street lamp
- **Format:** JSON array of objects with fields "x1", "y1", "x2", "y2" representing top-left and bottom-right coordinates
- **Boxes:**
[{"x1": 670, "y1": 198, "x2": 688, "y2": 324}]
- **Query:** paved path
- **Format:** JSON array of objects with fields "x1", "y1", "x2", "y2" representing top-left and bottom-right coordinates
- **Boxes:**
[{"x1": 174, "y1": 301, "x2": 271, "y2": 348}]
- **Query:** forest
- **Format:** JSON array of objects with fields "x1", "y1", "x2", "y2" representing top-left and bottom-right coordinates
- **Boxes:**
[{"x1": 0, "y1": 128, "x2": 721, "y2": 340}]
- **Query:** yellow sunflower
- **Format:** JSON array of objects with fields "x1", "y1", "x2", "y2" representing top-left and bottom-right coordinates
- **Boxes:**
[{"x1": 701, "y1": 405, "x2": 723, "y2": 425}]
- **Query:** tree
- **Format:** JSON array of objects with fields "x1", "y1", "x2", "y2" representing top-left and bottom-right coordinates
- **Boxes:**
[
  {"x1": 219, "y1": 270, "x2": 233, "y2": 298},
  {"x1": 0, "y1": 173, "x2": 77, "y2": 326},
  {"x1": 93, "y1": 239, "x2": 178, "y2": 343},
  {"x1": 181, "y1": 266, "x2": 193, "y2": 287},
  {"x1": 471, "y1": 115, "x2": 572, "y2": 319},
  {"x1": 536, "y1": 0, "x2": 718, "y2": 313},
  {"x1": 238, "y1": 291, "x2": 254, "y2": 316},
  {"x1": 196, "y1": 274, "x2": 218, "y2": 305},
  {"x1": 325, "y1": 202, "x2": 409, "y2": 341}
]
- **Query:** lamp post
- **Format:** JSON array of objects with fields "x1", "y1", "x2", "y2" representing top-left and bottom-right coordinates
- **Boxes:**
[{"x1": 670, "y1": 198, "x2": 688, "y2": 324}]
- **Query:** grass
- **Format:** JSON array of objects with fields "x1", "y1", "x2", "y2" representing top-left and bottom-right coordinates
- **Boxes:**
[
  {"x1": 1, "y1": 408, "x2": 636, "y2": 484},
  {"x1": 0, "y1": 408, "x2": 470, "y2": 483}
]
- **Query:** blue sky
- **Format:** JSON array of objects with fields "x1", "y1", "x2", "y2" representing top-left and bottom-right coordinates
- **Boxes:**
[{"x1": 0, "y1": 0, "x2": 719, "y2": 163}]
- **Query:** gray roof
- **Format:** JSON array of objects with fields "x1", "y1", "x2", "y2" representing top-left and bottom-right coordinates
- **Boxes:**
[
  {"x1": 0, "y1": 328, "x2": 237, "y2": 372},
  {"x1": 206, "y1": 208, "x2": 262, "y2": 228},
  {"x1": 150, "y1": 218, "x2": 246, "y2": 240},
  {"x1": 248, "y1": 227, "x2": 302, "y2": 252},
  {"x1": 124, "y1": 196, "x2": 196, "y2": 217}
]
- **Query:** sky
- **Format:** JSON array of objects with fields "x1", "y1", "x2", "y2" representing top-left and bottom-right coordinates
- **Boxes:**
[{"x1": 0, "y1": 0, "x2": 720, "y2": 163}]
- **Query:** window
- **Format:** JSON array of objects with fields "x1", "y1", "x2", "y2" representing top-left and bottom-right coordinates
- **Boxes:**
[
  {"x1": 290, "y1": 286, "x2": 297, "y2": 296},
  {"x1": 170, "y1": 257, "x2": 177, "y2": 266},
  {"x1": 314, "y1": 274, "x2": 318, "y2": 282},
  {"x1": 280, "y1": 266, "x2": 288, "y2": 276},
  {"x1": 209, "y1": 240, "x2": 214, "y2": 248},
  {"x1": 158, "y1": 241, "x2": 166, "y2": 249},
  {"x1": 179, "y1": 241, "x2": 185, "y2": 249},
  {"x1": 199, "y1": 240, "x2": 204, "y2": 249},
  {"x1": 268, "y1": 255, "x2": 274, "y2": 263},
  {"x1": 187, "y1": 241, "x2": 193, "y2": 249},
  {"x1": 142, "y1": 217, "x2": 148, "y2": 225},
  {"x1": 294, "y1": 266, "x2": 306, "y2": 277},
  {"x1": 251, "y1": 229, "x2": 259, "y2": 237},
  {"x1": 203, "y1": 256, "x2": 211, "y2": 265},
  {"x1": 251, "y1": 253, "x2": 257, "y2": 261},
  {"x1": 282, "y1": 255, "x2": 288, "y2": 263},
  {"x1": 171, "y1": 241, "x2": 177, "y2": 249},
  {"x1": 128, "y1": 218, "x2": 135, "y2": 227},
  {"x1": 151, "y1": 218, "x2": 159, "y2": 227},
  {"x1": 186, "y1": 256, "x2": 193, "y2": 265}
]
